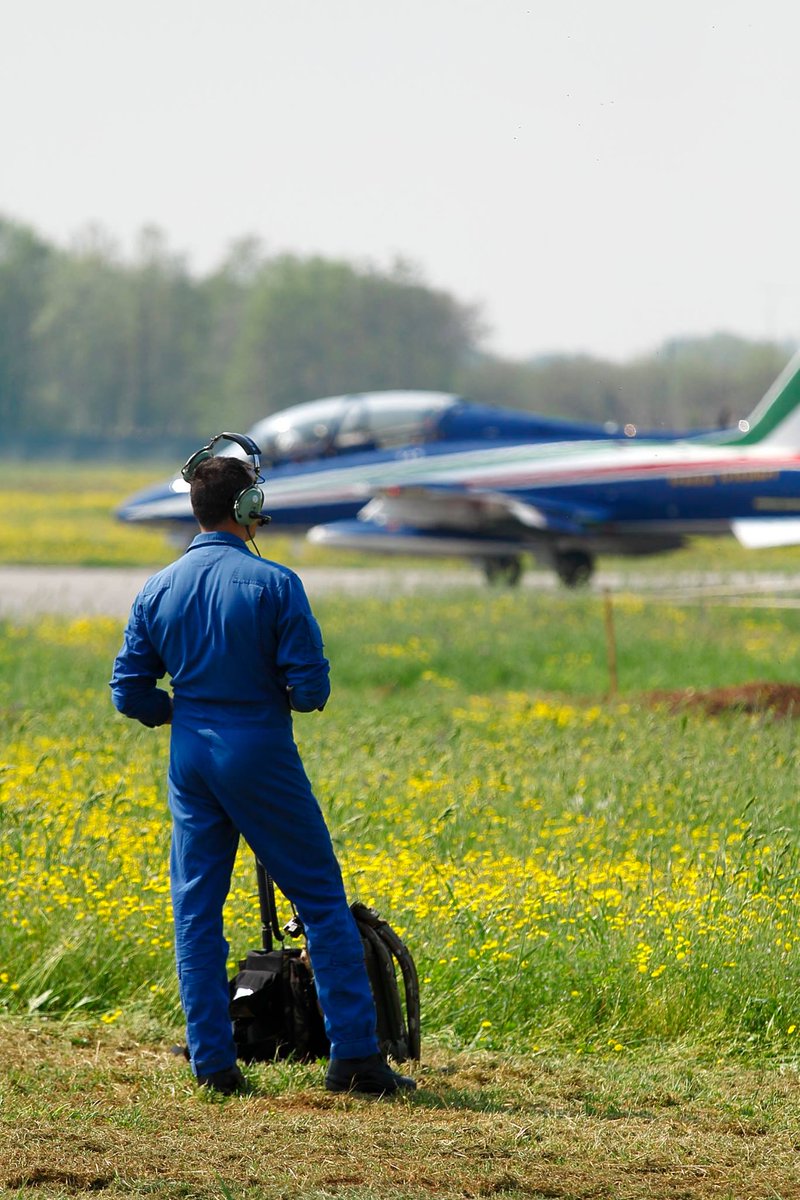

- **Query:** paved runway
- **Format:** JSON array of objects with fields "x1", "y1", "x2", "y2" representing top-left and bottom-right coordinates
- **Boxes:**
[
  {"x1": 0, "y1": 565, "x2": 494, "y2": 619},
  {"x1": 4, "y1": 564, "x2": 800, "y2": 619}
]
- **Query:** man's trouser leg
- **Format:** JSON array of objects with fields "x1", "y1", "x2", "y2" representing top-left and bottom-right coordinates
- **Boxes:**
[
  {"x1": 168, "y1": 733, "x2": 240, "y2": 1077},
  {"x1": 230, "y1": 781, "x2": 379, "y2": 1056}
]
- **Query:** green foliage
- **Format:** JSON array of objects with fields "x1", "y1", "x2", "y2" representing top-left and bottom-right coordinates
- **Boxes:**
[
  {"x1": 0, "y1": 219, "x2": 477, "y2": 449},
  {"x1": 0, "y1": 217, "x2": 53, "y2": 437},
  {"x1": 0, "y1": 215, "x2": 794, "y2": 453},
  {"x1": 462, "y1": 334, "x2": 792, "y2": 431},
  {"x1": 226, "y1": 255, "x2": 479, "y2": 422}
]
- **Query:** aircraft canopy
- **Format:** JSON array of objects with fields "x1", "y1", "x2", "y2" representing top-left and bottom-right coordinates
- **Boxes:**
[{"x1": 245, "y1": 391, "x2": 458, "y2": 463}]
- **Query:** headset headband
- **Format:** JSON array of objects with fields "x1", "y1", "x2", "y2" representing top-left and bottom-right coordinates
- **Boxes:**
[{"x1": 181, "y1": 432, "x2": 262, "y2": 482}]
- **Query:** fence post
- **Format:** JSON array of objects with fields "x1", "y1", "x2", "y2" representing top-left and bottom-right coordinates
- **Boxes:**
[{"x1": 603, "y1": 588, "x2": 618, "y2": 698}]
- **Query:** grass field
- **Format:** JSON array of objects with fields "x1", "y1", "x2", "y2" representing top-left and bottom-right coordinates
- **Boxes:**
[{"x1": 4, "y1": 467, "x2": 800, "y2": 1197}]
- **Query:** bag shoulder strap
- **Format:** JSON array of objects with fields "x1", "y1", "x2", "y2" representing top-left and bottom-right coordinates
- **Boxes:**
[{"x1": 351, "y1": 901, "x2": 421, "y2": 1061}]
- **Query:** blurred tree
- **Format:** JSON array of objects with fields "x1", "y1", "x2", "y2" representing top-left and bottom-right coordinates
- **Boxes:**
[
  {"x1": 32, "y1": 224, "x2": 212, "y2": 439},
  {"x1": 0, "y1": 218, "x2": 52, "y2": 436},
  {"x1": 226, "y1": 254, "x2": 481, "y2": 421},
  {"x1": 618, "y1": 335, "x2": 791, "y2": 430},
  {"x1": 462, "y1": 335, "x2": 792, "y2": 431},
  {"x1": 32, "y1": 225, "x2": 132, "y2": 436},
  {"x1": 125, "y1": 226, "x2": 210, "y2": 435},
  {"x1": 198, "y1": 236, "x2": 268, "y2": 430},
  {"x1": 0, "y1": 214, "x2": 794, "y2": 451},
  {"x1": 461, "y1": 353, "x2": 624, "y2": 424}
]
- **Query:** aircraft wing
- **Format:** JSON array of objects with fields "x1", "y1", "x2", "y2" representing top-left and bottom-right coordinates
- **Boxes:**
[
  {"x1": 355, "y1": 484, "x2": 612, "y2": 536},
  {"x1": 309, "y1": 484, "x2": 612, "y2": 550}
]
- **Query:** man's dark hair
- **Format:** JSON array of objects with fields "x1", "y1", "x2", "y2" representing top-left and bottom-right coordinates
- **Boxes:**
[{"x1": 190, "y1": 457, "x2": 256, "y2": 528}]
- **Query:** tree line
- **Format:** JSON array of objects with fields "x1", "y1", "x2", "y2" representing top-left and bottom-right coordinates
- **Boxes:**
[{"x1": 0, "y1": 215, "x2": 792, "y2": 457}]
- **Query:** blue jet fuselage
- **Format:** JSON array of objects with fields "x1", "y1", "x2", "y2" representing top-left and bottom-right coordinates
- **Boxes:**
[{"x1": 116, "y1": 391, "x2": 686, "y2": 533}]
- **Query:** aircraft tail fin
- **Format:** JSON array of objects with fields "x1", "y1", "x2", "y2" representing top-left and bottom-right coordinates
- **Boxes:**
[{"x1": 722, "y1": 349, "x2": 800, "y2": 448}]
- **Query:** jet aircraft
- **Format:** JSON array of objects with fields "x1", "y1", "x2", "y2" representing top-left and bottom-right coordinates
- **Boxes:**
[
  {"x1": 117, "y1": 388, "x2": 689, "y2": 583},
  {"x1": 304, "y1": 353, "x2": 800, "y2": 584}
]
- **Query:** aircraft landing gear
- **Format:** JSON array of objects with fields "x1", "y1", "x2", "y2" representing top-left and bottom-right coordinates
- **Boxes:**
[
  {"x1": 481, "y1": 555, "x2": 523, "y2": 587},
  {"x1": 554, "y1": 550, "x2": 594, "y2": 588}
]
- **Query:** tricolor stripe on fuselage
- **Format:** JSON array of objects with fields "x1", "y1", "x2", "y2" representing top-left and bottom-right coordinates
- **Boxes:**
[{"x1": 261, "y1": 438, "x2": 800, "y2": 509}]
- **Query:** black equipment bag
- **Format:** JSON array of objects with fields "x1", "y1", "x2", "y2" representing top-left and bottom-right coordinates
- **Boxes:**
[{"x1": 229, "y1": 858, "x2": 420, "y2": 1064}]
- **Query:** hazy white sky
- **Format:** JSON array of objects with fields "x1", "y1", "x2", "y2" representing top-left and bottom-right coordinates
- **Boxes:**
[{"x1": 3, "y1": 0, "x2": 799, "y2": 361}]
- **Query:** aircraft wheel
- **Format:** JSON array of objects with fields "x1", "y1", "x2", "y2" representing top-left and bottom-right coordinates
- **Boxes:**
[
  {"x1": 482, "y1": 556, "x2": 523, "y2": 587},
  {"x1": 554, "y1": 550, "x2": 593, "y2": 588}
]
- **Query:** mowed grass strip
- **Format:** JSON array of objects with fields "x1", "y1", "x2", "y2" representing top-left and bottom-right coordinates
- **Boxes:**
[{"x1": 3, "y1": 1022, "x2": 800, "y2": 1200}]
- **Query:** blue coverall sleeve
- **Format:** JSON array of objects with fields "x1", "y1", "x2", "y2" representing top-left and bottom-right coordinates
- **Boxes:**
[
  {"x1": 109, "y1": 597, "x2": 173, "y2": 727},
  {"x1": 275, "y1": 573, "x2": 331, "y2": 712}
]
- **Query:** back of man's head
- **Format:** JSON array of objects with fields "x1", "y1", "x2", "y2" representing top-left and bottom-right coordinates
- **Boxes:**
[{"x1": 190, "y1": 457, "x2": 255, "y2": 528}]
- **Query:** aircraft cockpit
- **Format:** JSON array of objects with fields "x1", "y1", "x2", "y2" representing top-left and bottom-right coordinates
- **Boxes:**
[{"x1": 245, "y1": 391, "x2": 458, "y2": 464}]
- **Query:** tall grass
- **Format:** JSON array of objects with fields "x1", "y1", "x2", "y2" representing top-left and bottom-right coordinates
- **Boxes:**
[{"x1": 2, "y1": 589, "x2": 800, "y2": 1058}]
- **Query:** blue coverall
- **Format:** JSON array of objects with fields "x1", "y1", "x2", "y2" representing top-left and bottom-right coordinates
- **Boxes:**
[{"x1": 110, "y1": 531, "x2": 379, "y2": 1077}]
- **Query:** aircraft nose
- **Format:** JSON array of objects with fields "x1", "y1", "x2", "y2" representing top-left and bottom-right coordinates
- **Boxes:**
[{"x1": 116, "y1": 478, "x2": 187, "y2": 523}]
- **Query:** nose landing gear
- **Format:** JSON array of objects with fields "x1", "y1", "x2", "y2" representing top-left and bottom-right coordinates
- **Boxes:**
[{"x1": 480, "y1": 555, "x2": 523, "y2": 587}]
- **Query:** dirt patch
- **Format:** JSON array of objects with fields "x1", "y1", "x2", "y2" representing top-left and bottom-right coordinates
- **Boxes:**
[{"x1": 646, "y1": 681, "x2": 800, "y2": 718}]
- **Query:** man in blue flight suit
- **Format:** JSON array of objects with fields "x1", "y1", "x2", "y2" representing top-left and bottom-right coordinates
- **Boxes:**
[{"x1": 110, "y1": 438, "x2": 415, "y2": 1097}]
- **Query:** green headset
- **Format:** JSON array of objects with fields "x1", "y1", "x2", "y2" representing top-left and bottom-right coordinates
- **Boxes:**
[{"x1": 181, "y1": 432, "x2": 271, "y2": 527}]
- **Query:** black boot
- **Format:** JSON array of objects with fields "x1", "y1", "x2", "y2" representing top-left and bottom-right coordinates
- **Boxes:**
[
  {"x1": 197, "y1": 1064, "x2": 249, "y2": 1095},
  {"x1": 325, "y1": 1053, "x2": 416, "y2": 1096}
]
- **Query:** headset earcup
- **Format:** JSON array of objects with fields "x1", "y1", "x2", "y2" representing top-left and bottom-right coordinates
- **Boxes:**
[
  {"x1": 233, "y1": 485, "x2": 265, "y2": 525},
  {"x1": 180, "y1": 447, "x2": 213, "y2": 482}
]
